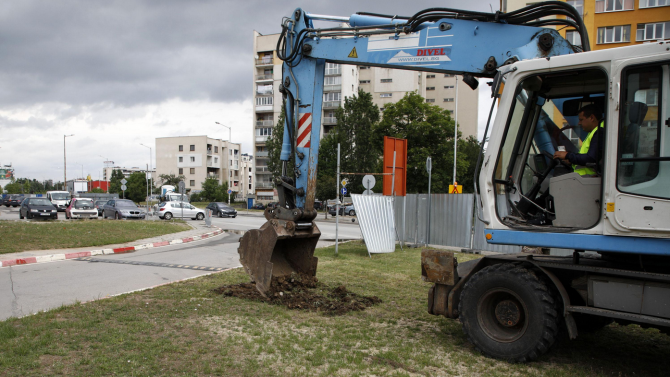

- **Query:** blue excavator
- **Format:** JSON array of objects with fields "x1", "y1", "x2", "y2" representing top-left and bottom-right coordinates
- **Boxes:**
[{"x1": 239, "y1": 1, "x2": 670, "y2": 361}]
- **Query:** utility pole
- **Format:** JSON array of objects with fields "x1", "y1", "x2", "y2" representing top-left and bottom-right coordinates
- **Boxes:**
[
  {"x1": 64, "y1": 134, "x2": 74, "y2": 192},
  {"x1": 140, "y1": 144, "x2": 153, "y2": 198},
  {"x1": 453, "y1": 76, "x2": 459, "y2": 185},
  {"x1": 216, "y1": 122, "x2": 233, "y2": 206}
]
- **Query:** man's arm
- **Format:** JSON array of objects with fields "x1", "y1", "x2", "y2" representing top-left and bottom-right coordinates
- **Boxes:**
[{"x1": 566, "y1": 128, "x2": 602, "y2": 166}]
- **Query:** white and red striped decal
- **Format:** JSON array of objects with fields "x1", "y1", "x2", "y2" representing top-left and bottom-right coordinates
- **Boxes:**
[{"x1": 297, "y1": 112, "x2": 312, "y2": 148}]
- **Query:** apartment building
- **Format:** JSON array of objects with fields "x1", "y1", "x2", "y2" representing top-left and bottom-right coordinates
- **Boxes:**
[
  {"x1": 240, "y1": 153, "x2": 255, "y2": 201},
  {"x1": 103, "y1": 166, "x2": 156, "y2": 182},
  {"x1": 155, "y1": 136, "x2": 242, "y2": 195},
  {"x1": 253, "y1": 30, "x2": 479, "y2": 200}
]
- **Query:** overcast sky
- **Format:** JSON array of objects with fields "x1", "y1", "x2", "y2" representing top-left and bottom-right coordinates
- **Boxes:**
[{"x1": 0, "y1": 0, "x2": 499, "y2": 183}]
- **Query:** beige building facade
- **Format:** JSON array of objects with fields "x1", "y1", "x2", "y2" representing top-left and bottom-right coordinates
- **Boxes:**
[{"x1": 155, "y1": 136, "x2": 242, "y2": 196}]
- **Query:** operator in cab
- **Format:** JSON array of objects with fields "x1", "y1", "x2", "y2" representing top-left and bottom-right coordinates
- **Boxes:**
[{"x1": 553, "y1": 104, "x2": 604, "y2": 176}]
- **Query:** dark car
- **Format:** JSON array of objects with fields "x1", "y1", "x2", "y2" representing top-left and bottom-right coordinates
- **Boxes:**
[
  {"x1": 94, "y1": 200, "x2": 107, "y2": 216},
  {"x1": 313, "y1": 201, "x2": 323, "y2": 211},
  {"x1": 252, "y1": 203, "x2": 265, "y2": 210},
  {"x1": 9, "y1": 195, "x2": 25, "y2": 207},
  {"x1": 328, "y1": 203, "x2": 352, "y2": 216},
  {"x1": 1, "y1": 196, "x2": 10, "y2": 207},
  {"x1": 102, "y1": 199, "x2": 146, "y2": 220},
  {"x1": 266, "y1": 202, "x2": 278, "y2": 209},
  {"x1": 19, "y1": 197, "x2": 58, "y2": 220},
  {"x1": 206, "y1": 202, "x2": 237, "y2": 218}
]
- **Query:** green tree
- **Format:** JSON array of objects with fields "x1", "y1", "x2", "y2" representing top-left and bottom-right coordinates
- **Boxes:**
[
  {"x1": 266, "y1": 103, "x2": 293, "y2": 180},
  {"x1": 88, "y1": 187, "x2": 106, "y2": 194},
  {"x1": 125, "y1": 172, "x2": 147, "y2": 202},
  {"x1": 4, "y1": 179, "x2": 22, "y2": 194},
  {"x1": 374, "y1": 91, "x2": 469, "y2": 193},
  {"x1": 458, "y1": 135, "x2": 484, "y2": 193},
  {"x1": 109, "y1": 169, "x2": 124, "y2": 194},
  {"x1": 159, "y1": 173, "x2": 185, "y2": 187},
  {"x1": 199, "y1": 178, "x2": 229, "y2": 202}
]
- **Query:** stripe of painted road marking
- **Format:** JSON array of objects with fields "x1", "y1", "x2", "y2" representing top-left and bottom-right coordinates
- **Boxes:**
[
  {"x1": 65, "y1": 252, "x2": 91, "y2": 259},
  {"x1": 153, "y1": 241, "x2": 169, "y2": 247},
  {"x1": 113, "y1": 247, "x2": 135, "y2": 253}
]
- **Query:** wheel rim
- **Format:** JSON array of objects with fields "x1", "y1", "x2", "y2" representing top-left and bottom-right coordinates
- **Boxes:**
[
  {"x1": 477, "y1": 288, "x2": 529, "y2": 343},
  {"x1": 165, "y1": 213, "x2": 172, "y2": 220},
  {"x1": 197, "y1": 213, "x2": 203, "y2": 220}
]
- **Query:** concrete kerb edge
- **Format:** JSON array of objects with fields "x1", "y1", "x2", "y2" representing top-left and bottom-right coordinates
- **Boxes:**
[{"x1": 0, "y1": 226, "x2": 225, "y2": 268}]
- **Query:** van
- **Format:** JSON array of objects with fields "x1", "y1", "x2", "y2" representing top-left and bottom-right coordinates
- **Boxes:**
[{"x1": 46, "y1": 190, "x2": 72, "y2": 212}]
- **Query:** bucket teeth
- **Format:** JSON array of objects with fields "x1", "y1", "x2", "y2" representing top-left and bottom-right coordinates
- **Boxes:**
[{"x1": 238, "y1": 220, "x2": 320, "y2": 296}]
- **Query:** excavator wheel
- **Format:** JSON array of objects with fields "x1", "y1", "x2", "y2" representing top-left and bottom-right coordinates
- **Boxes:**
[{"x1": 238, "y1": 219, "x2": 320, "y2": 296}]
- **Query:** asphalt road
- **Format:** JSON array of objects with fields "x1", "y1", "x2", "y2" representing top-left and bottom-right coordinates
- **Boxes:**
[{"x1": 0, "y1": 206, "x2": 362, "y2": 321}]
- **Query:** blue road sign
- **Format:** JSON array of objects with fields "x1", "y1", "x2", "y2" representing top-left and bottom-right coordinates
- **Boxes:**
[
  {"x1": 227, "y1": 189, "x2": 232, "y2": 194},
  {"x1": 341, "y1": 187, "x2": 348, "y2": 195}
]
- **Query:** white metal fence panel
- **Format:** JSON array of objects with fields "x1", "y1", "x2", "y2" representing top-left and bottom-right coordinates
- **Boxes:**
[
  {"x1": 430, "y1": 194, "x2": 474, "y2": 248},
  {"x1": 351, "y1": 194, "x2": 396, "y2": 253}
]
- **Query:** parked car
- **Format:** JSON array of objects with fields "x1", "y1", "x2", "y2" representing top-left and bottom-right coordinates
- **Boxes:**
[
  {"x1": 328, "y1": 203, "x2": 353, "y2": 216},
  {"x1": 343, "y1": 204, "x2": 355, "y2": 216},
  {"x1": 8, "y1": 195, "x2": 25, "y2": 207},
  {"x1": 19, "y1": 197, "x2": 58, "y2": 220},
  {"x1": 313, "y1": 200, "x2": 323, "y2": 211},
  {"x1": 266, "y1": 202, "x2": 278, "y2": 209},
  {"x1": 94, "y1": 200, "x2": 107, "y2": 216},
  {"x1": 252, "y1": 203, "x2": 265, "y2": 210},
  {"x1": 103, "y1": 199, "x2": 146, "y2": 220},
  {"x1": 157, "y1": 201, "x2": 205, "y2": 220},
  {"x1": 1, "y1": 196, "x2": 10, "y2": 207},
  {"x1": 206, "y1": 202, "x2": 237, "y2": 218},
  {"x1": 66, "y1": 198, "x2": 98, "y2": 219}
]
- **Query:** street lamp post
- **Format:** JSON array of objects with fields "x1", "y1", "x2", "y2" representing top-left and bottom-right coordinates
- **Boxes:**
[
  {"x1": 64, "y1": 134, "x2": 74, "y2": 192},
  {"x1": 140, "y1": 143, "x2": 153, "y2": 198},
  {"x1": 215, "y1": 122, "x2": 232, "y2": 206}
]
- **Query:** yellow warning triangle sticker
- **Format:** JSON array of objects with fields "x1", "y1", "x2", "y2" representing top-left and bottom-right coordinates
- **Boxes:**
[{"x1": 348, "y1": 47, "x2": 358, "y2": 58}]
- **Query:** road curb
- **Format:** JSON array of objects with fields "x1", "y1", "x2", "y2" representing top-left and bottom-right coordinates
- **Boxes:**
[{"x1": 0, "y1": 227, "x2": 225, "y2": 268}]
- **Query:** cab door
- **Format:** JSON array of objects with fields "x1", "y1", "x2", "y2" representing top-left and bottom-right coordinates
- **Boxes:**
[{"x1": 608, "y1": 61, "x2": 670, "y2": 233}]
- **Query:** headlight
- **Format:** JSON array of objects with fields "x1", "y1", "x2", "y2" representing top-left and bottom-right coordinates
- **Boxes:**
[
  {"x1": 31, "y1": 209, "x2": 39, "y2": 213},
  {"x1": 120, "y1": 210, "x2": 130, "y2": 214}
]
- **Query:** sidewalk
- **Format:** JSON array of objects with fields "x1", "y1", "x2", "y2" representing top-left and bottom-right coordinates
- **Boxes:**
[{"x1": 0, "y1": 222, "x2": 225, "y2": 268}]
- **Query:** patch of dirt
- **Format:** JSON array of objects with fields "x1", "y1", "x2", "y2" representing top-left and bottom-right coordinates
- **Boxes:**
[{"x1": 212, "y1": 273, "x2": 381, "y2": 315}]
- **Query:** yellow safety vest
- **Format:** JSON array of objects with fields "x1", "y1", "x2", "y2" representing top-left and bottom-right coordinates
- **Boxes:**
[{"x1": 573, "y1": 121, "x2": 604, "y2": 176}]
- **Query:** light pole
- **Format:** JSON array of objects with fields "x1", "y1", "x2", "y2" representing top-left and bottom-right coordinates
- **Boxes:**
[
  {"x1": 64, "y1": 134, "x2": 74, "y2": 192},
  {"x1": 215, "y1": 122, "x2": 232, "y2": 206},
  {"x1": 140, "y1": 143, "x2": 153, "y2": 198}
]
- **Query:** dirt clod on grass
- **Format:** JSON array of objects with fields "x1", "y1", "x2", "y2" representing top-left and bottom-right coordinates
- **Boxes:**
[{"x1": 212, "y1": 273, "x2": 381, "y2": 315}]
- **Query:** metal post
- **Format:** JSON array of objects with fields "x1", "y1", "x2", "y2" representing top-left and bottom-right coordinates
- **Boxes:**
[
  {"x1": 453, "y1": 76, "x2": 459, "y2": 185},
  {"x1": 335, "y1": 143, "x2": 340, "y2": 256},
  {"x1": 402, "y1": 195, "x2": 406, "y2": 248},
  {"x1": 63, "y1": 134, "x2": 74, "y2": 191},
  {"x1": 146, "y1": 164, "x2": 149, "y2": 214},
  {"x1": 390, "y1": 151, "x2": 396, "y2": 196},
  {"x1": 427, "y1": 158, "x2": 432, "y2": 247}
]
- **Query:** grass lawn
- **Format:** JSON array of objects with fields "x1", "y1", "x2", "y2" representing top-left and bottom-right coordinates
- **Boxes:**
[
  {"x1": 0, "y1": 220, "x2": 191, "y2": 255},
  {"x1": 1, "y1": 241, "x2": 669, "y2": 376}
]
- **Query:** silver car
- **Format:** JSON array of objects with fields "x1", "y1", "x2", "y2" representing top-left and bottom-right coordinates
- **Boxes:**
[{"x1": 158, "y1": 201, "x2": 205, "y2": 220}]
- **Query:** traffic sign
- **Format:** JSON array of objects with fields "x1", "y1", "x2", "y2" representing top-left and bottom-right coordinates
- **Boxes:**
[
  {"x1": 362, "y1": 175, "x2": 375, "y2": 190},
  {"x1": 363, "y1": 189, "x2": 373, "y2": 196},
  {"x1": 120, "y1": 178, "x2": 127, "y2": 185},
  {"x1": 341, "y1": 178, "x2": 348, "y2": 186},
  {"x1": 178, "y1": 181, "x2": 185, "y2": 194},
  {"x1": 426, "y1": 157, "x2": 432, "y2": 173},
  {"x1": 121, "y1": 184, "x2": 127, "y2": 191},
  {"x1": 449, "y1": 184, "x2": 463, "y2": 194},
  {"x1": 227, "y1": 189, "x2": 232, "y2": 194},
  {"x1": 341, "y1": 187, "x2": 348, "y2": 195}
]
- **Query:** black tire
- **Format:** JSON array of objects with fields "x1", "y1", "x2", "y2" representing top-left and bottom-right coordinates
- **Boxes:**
[
  {"x1": 349, "y1": 210, "x2": 355, "y2": 216},
  {"x1": 164, "y1": 212, "x2": 173, "y2": 220},
  {"x1": 19, "y1": 211, "x2": 24, "y2": 219},
  {"x1": 196, "y1": 213, "x2": 204, "y2": 220},
  {"x1": 573, "y1": 313, "x2": 613, "y2": 333},
  {"x1": 459, "y1": 263, "x2": 559, "y2": 362},
  {"x1": 115, "y1": 213, "x2": 121, "y2": 220}
]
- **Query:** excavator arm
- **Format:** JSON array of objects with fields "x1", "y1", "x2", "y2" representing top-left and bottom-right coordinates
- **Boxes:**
[{"x1": 239, "y1": 2, "x2": 586, "y2": 295}]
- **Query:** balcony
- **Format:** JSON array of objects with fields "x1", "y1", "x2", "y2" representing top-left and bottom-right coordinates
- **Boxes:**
[
  {"x1": 256, "y1": 182, "x2": 274, "y2": 188},
  {"x1": 256, "y1": 166, "x2": 271, "y2": 174},
  {"x1": 255, "y1": 57, "x2": 273, "y2": 66},
  {"x1": 323, "y1": 101, "x2": 340, "y2": 109},
  {"x1": 206, "y1": 148, "x2": 212, "y2": 155},
  {"x1": 256, "y1": 120, "x2": 273, "y2": 127},
  {"x1": 256, "y1": 136, "x2": 269, "y2": 143},
  {"x1": 323, "y1": 116, "x2": 337, "y2": 124},
  {"x1": 323, "y1": 84, "x2": 342, "y2": 92},
  {"x1": 207, "y1": 174, "x2": 220, "y2": 180},
  {"x1": 256, "y1": 74, "x2": 273, "y2": 81},
  {"x1": 255, "y1": 151, "x2": 269, "y2": 157}
]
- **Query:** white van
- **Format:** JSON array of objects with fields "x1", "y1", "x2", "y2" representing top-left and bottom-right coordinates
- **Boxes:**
[{"x1": 46, "y1": 190, "x2": 71, "y2": 212}]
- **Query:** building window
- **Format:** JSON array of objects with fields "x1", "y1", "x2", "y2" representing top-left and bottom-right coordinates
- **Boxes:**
[
  {"x1": 359, "y1": 66, "x2": 370, "y2": 69},
  {"x1": 565, "y1": 30, "x2": 583, "y2": 46},
  {"x1": 214, "y1": 157, "x2": 218, "y2": 163},
  {"x1": 444, "y1": 74, "x2": 453, "y2": 77},
  {"x1": 190, "y1": 157, "x2": 195, "y2": 162},
  {"x1": 444, "y1": 98, "x2": 454, "y2": 102},
  {"x1": 323, "y1": 92, "x2": 341, "y2": 102},
  {"x1": 214, "y1": 146, "x2": 218, "y2": 153},
  {"x1": 426, "y1": 74, "x2": 436, "y2": 78},
  {"x1": 380, "y1": 78, "x2": 392, "y2": 83},
  {"x1": 567, "y1": 0, "x2": 584, "y2": 15},
  {"x1": 190, "y1": 168, "x2": 195, "y2": 174},
  {"x1": 597, "y1": 25, "x2": 631, "y2": 44},
  {"x1": 380, "y1": 93, "x2": 392, "y2": 98},
  {"x1": 596, "y1": 0, "x2": 634, "y2": 12},
  {"x1": 325, "y1": 76, "x2": 341, "y2": 85},
  {"x1": 444, "y1": 85, "x2": 454, "y2": 89},
  {"x1": 179, "y1": 157, "x2": 183, "y2": 162},
  {"x1": 426, "y1": 99, "x2": 435, "y2": 103},
  {"x1": 359, "y1": 80, "x2": 370, "y2": 84},
  {"x1": 190, "y1": 145, "x2": 195, "y2": 151},
  {"x1": 190, "y1": 180, "x2": 195, "y2": 187},
  {"x1": 256, "y1": 96, "x2": 273, "y2": 106},
  {"x1": 179, "y1": 145, "x2": 183, "y2": 151},
  {"x1": 256, "y1": 127, "x2": 272, "y2": 136},
  {"x1": 637, "y1": 22, "x2": 670, "y2": 41},
  {"x1": 426, "y1": 87, "x2": 435, "y2": 90},
  {"x1": 179, "y1": 168, "x2": 183, "y2": 174},
  {"x1": 249, "y1": 167, "x2": 252, "y2": 172},
  {"x1": 635, "y1": 88, "x2": 659, "y2": 106},
  {"x1": 640, "y1": 0, "x2": 669, "y2": 7},
  {"x1": 325, "y1": 62, "x2": 341, "y2": 75}
]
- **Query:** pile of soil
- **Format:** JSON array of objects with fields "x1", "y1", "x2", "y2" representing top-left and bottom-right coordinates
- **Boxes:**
[{"x1": 212, "y1": 273, "x2": 381, "y2": 315}]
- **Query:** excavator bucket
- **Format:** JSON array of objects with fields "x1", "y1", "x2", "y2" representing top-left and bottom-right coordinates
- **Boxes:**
[{"x1": 238, "y1": 218, "x2": 320, "y2": 296}]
